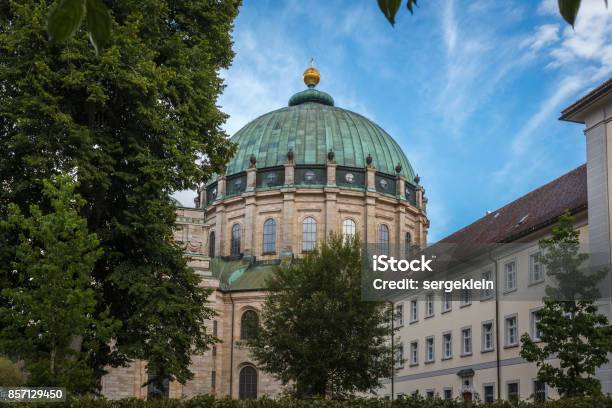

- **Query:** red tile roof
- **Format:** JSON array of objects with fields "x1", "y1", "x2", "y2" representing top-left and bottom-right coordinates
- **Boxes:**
[{"x1": 439, "y1": 164, "x2": 587, "y2": 246}]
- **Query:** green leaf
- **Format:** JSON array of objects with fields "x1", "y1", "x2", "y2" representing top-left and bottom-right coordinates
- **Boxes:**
[
  {"x1": 407, "y1": 0, "x2": 418, "y2": 15},
  {"x1": 378, "y1": 0, "x2": 402, "y2": 26},
  {"x1": 558, "y1": 0, "x2": 582, "y2": 27},
  {"x1": 86, "y1": 0, "x2": 112, "y2": 53},
  {"x1": 47, "y1": 0, "x2": 86, "y2": 43}
]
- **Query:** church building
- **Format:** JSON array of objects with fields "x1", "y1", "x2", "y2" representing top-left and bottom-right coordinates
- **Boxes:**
[{"x1": 101, "y1": 65, "x2": 429, "y2": 399}]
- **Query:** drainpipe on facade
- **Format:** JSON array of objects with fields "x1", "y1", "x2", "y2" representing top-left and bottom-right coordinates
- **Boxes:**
[
  {"x1": 229, "y1": 291, "x2": 235, "y2": 398},
  {"x1": 487, "y1": 250, "x2": 501, "y2": 401},
  {"x1": 387, "y1": 300, "x2": 395, "y2": 400}
]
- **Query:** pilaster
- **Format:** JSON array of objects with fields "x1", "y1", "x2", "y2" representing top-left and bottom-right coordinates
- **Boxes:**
[
  {"x1": 217, "y1": 176, "x2": 226, "y2": 200},
  {"x1": 325, "y1": 191, "x2": 337, "y2": 238},
  {"x1": 215, "y1": 205, "x2": 226, "y2": 257},
  {"x1": 243, "y1": 194, "x2": 256, "y2": 257},
  {"x1": 284, "y1": 162, "x2": 295, "y2": 186},
  {"x1": 396, "y1": 175, "x2": 405, "y2": 200},
  {"x1": 246, "y1": 167, "x2": 257, "y2": 192},
  {"x1": 326, "y1": 162, "x2": 337, "y2": 187},
  {"x1": 282, "y1": 191, "x2": 295, "y2": 254},
  {"x1": 366, "y1": 167, "x2": 376, "y2": 192}
]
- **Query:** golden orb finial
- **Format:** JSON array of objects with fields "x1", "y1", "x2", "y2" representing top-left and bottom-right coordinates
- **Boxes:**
[{"x1": 303, "y1": 58, "x2": 320, "y2": 88}]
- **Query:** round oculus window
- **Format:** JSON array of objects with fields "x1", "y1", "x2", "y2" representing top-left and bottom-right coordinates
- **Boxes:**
[
  {"x1": 233, "y1": 179, "x2": 243, "y2": 189},
  {"x1": 345, "y1": 173, "x2": 355, "y2": 183},
  {"x1": 379, "y1": 179, "x2": 389, "y2": 190},
  {"x1": 265, "y1": 172, "x2": 277, "y2": 184},
  {"x1": 304, "y1": 170, "x2": 316, "y2": 182}
]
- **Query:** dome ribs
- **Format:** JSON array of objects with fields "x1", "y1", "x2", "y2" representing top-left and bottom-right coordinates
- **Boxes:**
[{"x1": 221, "y1": 102, "x2": 415, "y2": 181}]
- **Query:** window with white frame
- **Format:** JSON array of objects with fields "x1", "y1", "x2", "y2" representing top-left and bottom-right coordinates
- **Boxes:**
[
  {"x1": 302, "y1": 217, "x2": 317, "y2": 252},
  {"x1": 410, "y1": 300, "x2": 418, "y2": 322},
  {"x1": 482, "y1": 321, "x2": 494, "y2": 351},
  {"x1": 426, "y1": 293, "x2": 434, "y2": 317},
  {"x1": 530, "y1": 252, "x2": 544, "y2": 283},
  {"x1": 395, "y1": 343, "x2": 404, "y2": 368},
  {"x1": 530, "y1": 309, "x2": 543, "y2": 340},
  {"x1": 443, "y1": 388, "x2": 452, "y2": 400},
  {"x1": 507, "y1": 381, "x2": 519, "y2": 404},
  {"x1": 410, "y1": 341, "x2": 418, "y2": 365},
  {"x1": 505, "y1": 315, "x2": 518, "y2": 346},
  {"x1": 442, "y1": 291, "x2": 452, "y2": 312},
  {"x1": 263, "y1": 219, "x2": 276, "y2": 253},
  {"x1": 482, "y1": 270, "x2": 493, "y2": 298},
  {"x1": 483, "y1": 384, "x2": 495, "y2": 403},
  {"x1": 425, "y1": 336, "x2": 434, "y2": 362},
  {"x1": 504, "y1": 261, "x2": 517, "y2": 291},
  {"x1": 442, "y1": 332, "x2": 452, "y2": 359},
  {"x1": 342, "y1": 219, "x2": 356, "y2": 242},
  {"x1": 378, "y1": 224, "x2": 389, "y2": 256},
  {"x1": 395, "y1": 303, "x2": 404, "y2": 327},
  {"x1": 426, "y1": 390, "x2": 435, "y2": 398},
  {"x1": 460, "y1": 288, "x2": 471, "y2": 306},
  {"x1": 461, "y1": 327, "x2": 472, "y2": 355},
  {"x1": 231, "y1": 223, "x2": 241, "y2": 256}
]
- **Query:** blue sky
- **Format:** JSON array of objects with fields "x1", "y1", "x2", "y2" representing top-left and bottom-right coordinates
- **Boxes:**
[{"x1": 173, "y1": 0, "x2": 612, "y2": 242}]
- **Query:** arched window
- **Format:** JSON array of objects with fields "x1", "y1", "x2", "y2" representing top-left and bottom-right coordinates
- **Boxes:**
[
  {"x1": 239, "y1": 366, "x2": 258, "y2": 400},
  {"x1": 378, "y1": 224, "x2": 389, "y2": 256},
  {"x1": 263, "y1": 219, "x2": 276, "y2": 253},
  {"x1": 231, "y1": 224, "x2": 241, "y2": 256},
  {"x1": 405, "y1": 232, "x2": 412, "y2": 258},
  {"x1": 302, "y1": 217, "x2": 317, "y2": 252},
  {"x1": 241, "y1": 310, "x2": 259, "y2": 340},
  {"x1": 342, "y1": 219, "x2": 356, "y2": 242},
  {"x1": 209, "y1": 231, "x2": 215, "y2": 258}
]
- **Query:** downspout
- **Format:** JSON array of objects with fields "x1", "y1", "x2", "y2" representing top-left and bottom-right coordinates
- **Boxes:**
[
  {"x1": 229, "y1": 291, "x2": 235, "y2": 398},
  {"x1": 487, "y1": 250, "x2": 501, "y2": 401},
  {"x1": 387, "y1": 300, "x2": 395, "y2": 400}
]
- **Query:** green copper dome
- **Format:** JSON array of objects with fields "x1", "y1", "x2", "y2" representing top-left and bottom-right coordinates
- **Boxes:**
[{"x1": 225, "y1": 84, "x2": 416, "y2": 182}]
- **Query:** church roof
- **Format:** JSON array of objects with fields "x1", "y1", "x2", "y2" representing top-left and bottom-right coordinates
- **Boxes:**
[{"x1": 223, "y1": 67, "x2": 416, "y2": 182}]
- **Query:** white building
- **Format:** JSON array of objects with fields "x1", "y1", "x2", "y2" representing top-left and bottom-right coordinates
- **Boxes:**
[{"x1": 384, "y1": 78, "x2": 612, "y2": 402}]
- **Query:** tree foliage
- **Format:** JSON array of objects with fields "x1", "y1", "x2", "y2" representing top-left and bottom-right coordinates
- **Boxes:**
[
  {"x1": 248, "y1": 234, "x2": 395, "y2": 398},
  {"x1": 0, "y1": 176, "x2": 119, "y2": 391},
  {"x1": 520, "y1": 211, "x2": 612, "y2": 398},
  {"x1": 0, "y1": 0, "x2": 239, "y2": 392},
  {"x1": 0, "y1": 356, "x2": 25, "y2": 386}
]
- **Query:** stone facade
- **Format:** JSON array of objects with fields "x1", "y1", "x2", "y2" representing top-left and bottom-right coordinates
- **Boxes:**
[{"x1": 102, "y1": 157, "x2": 428, "y2": 399}]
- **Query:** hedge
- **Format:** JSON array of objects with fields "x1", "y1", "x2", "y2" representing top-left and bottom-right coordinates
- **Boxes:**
[{"x1": 1, "y1": 395, "x2": 612, "y2": 408}]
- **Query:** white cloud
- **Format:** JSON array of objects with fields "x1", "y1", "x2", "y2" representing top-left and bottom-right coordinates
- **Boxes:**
[
  {"x1": 537, "y1": 0, "x2": 558, "y2": 16},
  {"x1": 546, "y1": 0, "x2": 612, "y2": 69},
  {"x1": 511, "y1": 76, "x2": 585, "y2": 155},
  {"x1": 526, "y1": 24, "x2": 560, "y2": 50},
  {"x1": 490, "y1": 0, "x2": 611, "y2": 192},
  {"x1": 434, "y1": 2, "x2": 536, "y2": 135},
  {"x1": 442, "y1": 0, "x2": 458, "y2": 54}
]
